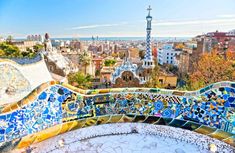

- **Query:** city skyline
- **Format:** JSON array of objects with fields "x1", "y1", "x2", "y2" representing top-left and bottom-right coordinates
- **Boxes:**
[{"x1": 0, "y1": 0, "x2": 235, "y2": 38}]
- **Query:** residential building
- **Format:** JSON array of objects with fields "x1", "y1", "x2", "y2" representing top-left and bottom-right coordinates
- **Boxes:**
[
  {"x1": 157, "y1": 44, "x2": 182, "y2": 66},
  {"x1": 12, "y1": 40, "x2": 38, "y2": 52},
  {"x1": 175, "y1": 50, "x2": 190, "y2": 74},
  {"x1": 157, "y1": 71, "x2": 178, "y2": 88}
]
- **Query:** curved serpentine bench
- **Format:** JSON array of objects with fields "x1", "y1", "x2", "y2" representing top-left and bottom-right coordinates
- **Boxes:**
[{"x1": 0, "y1": 81, "x2": 234, "y2": 150}]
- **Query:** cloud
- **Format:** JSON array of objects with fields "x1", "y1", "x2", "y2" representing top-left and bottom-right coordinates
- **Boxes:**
[
  {"x1": 152, "y1": 18, "x2": 235, "y2": 26},
  {"x1": 70, "y1": 22, "x2": 128, "y2": 30},
  {"x1": 217, "y1": 14, "x2": 235, "y2": 18}
]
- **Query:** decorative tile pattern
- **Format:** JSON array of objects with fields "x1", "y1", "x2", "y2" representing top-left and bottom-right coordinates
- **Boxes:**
[
  {"x1": 0, "y1": 64, "x2": 31, "y2": 98},
  {"x1": 0, "y1": 81, "x2": 235, "y2": 148}
]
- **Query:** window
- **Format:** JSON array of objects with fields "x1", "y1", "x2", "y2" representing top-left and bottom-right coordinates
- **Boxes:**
[
  {"x1": 49, "y1": 65, "x2": 54, "y2": 71},
  {"x1": 167, "y1": 53, "x2": 169, "y2": 55},
  {"x1": 129, "y1": 76, "x2": 132, "y2": 81},
  {"x1": 123, "y1": 76, "x2": 126, "y2": 81},
  {"x1": 159, "y1": 79, "x2": 163, "y2": 84},
  {"x1": 167, "y1": 57, "x2": 169, "y2": 59},
  {"x1": 171, "y1": 57, "x2": 173, "y2": 59},
  {"x1": 171, "y1": 53, "x2": 173, "y2": 55}
]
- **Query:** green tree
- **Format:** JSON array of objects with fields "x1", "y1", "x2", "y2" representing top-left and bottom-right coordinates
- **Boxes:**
[
  {"x1": 6, "y1": 35, "x2": 13, "y2": 44},
  {"x1": 0, "y1": 42, "x2": 21, "y2": 57},
  {"x1": 166, "y1": 64, "x2": 178, "y2": 74},
  {"x1": 78, "y1": 51, "x2": 91, "y2": 74},
  {"x1": 0, "y1": 42, "x2": 37, "y2": 58},
  {"x1": 33, "y1": 44, "x2": 44, "y2": 52},
  {"x1": 95, "y1": 69, "x2": 100, "y2": 76},
  {"x1": 118, "y1": 51, "x2": 125, "y2": 59},
  {"x1": 104, "y1": 59, "x2": 116, "y2": 66},
  {"x1": 0, "y1": 49, "x2": 5, "y2": 56},
  {"x1": 67, "y1": 71, "x2": 93, "y2": 89}
]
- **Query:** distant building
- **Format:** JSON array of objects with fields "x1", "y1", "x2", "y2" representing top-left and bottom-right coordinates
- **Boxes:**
[
  {"x1": 27, "y1": 34, "x2": 44, "y2": 43},
  {"x1": 157, "y1": 44, "x2": 182, "y2": 66},
  {"x1": 157, "y1": 71, "x2": 178, "y2": 88},
  {"x1": 129, "y1": 47, "x2": 140, "y2": 60},
  {"x1": 70, "y1": 40, "x2": 81, "y2": 51},
  {"x1": 152, "y1": 46, "x2": 157, "y2": 58},
  {"x1": 228, "y1": 39, "x2": 235, "y2": 52},
  {"x1": 175, "y1": 50, "x2": 190, "y2": 74},
  {"x1": 100, "y1": 66, "x2": 114, "y2": 83},
  {"x1": 92, "y1": 57, "x2": 104, "y2": 75},
  {"x1": 195, "y1": 30, "x2": 235, "y2": 53},
  {"x1": 12, "y1": 40, "x2": 37, "y2": 52}
]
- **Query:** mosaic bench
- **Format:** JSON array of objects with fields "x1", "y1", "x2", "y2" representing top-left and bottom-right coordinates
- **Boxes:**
[{"x1": 0, "y1": 81, "x2": 234, "y2": 150}]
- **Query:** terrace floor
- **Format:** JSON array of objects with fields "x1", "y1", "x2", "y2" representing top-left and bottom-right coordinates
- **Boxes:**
[{"x1": 14, "y1": 123, "x2": 234, "y2": 153}]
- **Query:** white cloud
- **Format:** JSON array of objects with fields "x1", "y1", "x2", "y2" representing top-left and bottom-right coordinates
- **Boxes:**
[
  {"x1": 70, "y1": 22, "x2": 128, "y2": 30},
  {"x1": 217, "y1": 14, "x2": 235, "y2": 18},
  {"x1": 152, "y1": 18, "x2": 235, "y2": 26}
]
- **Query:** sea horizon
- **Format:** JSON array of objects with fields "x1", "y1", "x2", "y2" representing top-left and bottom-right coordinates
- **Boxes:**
[{"x1": 16, "y1": 36, "x2": 192, "y2": 41}]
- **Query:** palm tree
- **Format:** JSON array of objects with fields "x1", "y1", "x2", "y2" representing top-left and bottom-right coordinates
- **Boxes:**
[
  {"x1": 6, "y1": 35, "x2": 13, "y2": 44},
  {"x1": 79, "y1": 51, "x2": 91, "y2": 74}
]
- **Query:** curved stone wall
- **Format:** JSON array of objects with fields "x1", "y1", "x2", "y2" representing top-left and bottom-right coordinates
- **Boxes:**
[
  {"x1": 0, "y1": 57, "x2": 52, "y2": 105},
  {"x1": 0, "y1": 81, "x2": 234, "y2": 150}
]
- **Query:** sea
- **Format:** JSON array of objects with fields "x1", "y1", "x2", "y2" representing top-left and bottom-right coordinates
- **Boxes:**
[
  {"x1": 51, "y1": 37, "x2": 191, "y2": 41},
  {"x1": 16, "y1": 37, "x2": 191, "y2": 42}
]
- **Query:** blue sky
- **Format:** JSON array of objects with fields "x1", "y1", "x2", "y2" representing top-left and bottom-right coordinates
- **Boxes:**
[{"x1": 0, "y1": 0, "x2": 235, "y2": 38}]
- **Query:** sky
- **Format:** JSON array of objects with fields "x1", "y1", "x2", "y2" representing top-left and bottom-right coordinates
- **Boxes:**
[{"x1": 0, "y1": 0, "x2": 235, "y2": 38}]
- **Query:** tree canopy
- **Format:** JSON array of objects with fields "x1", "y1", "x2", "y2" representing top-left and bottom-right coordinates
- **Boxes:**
[
  {"x1": 0, "y1": 42, "x2": 21, "y2": 57},
  {"x1": 78, "y1": 51, "x2": 91, "y2": 74},
  {"x1": 188, "y1": 51, "x2": 235, "y2": 90},
  {"x1": 0, "y1": 42, "x2": 40, "y2": 58},
  {"x1": 104, "y1": 59, "x2": 116, "y2": 66},
  {"x1": 67, "y1": 71, "x2": 93, "y2": 89},
  {"x1": 33, "y1": 44, "x2": 44, "y2": 52}
]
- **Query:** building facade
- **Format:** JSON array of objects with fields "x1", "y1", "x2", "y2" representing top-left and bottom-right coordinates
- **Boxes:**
[
  {"x1": 12, "y1": 41, "x2": 38, "y2": 52},
  {"x1": 157, "y1": 44, "x2": 182, "y2": 66}
]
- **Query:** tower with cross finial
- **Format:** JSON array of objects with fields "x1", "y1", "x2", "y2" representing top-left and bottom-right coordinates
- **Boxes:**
[{"x1": 143, "y1": 5, "x2": 154, "y2": 69}]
